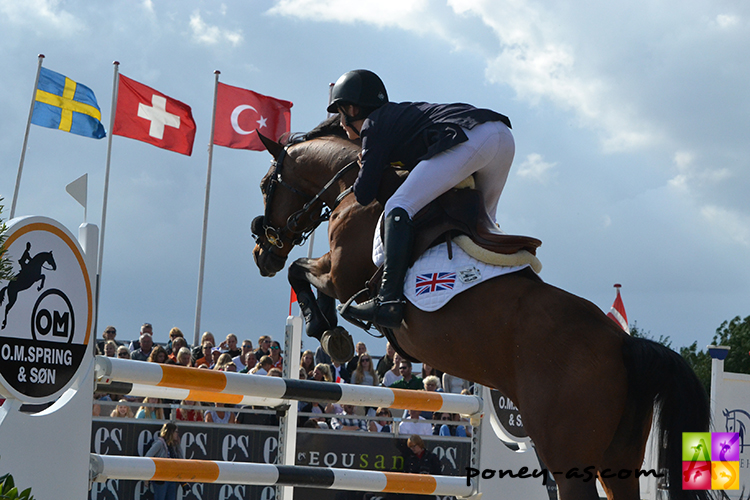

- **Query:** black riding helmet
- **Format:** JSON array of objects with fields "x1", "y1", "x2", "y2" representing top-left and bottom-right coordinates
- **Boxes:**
[{"x1": 326, "y1": 69, "x2": 388, "y2": 115}]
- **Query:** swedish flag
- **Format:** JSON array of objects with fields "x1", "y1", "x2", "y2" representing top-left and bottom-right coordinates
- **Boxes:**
[{"x1": 31, "y1": 67, "x2": 106, "y2": 139}]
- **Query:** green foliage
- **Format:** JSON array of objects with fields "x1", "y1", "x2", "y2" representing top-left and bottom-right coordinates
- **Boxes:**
[
  {"x1": 0, "y1": 472, "x2": 34, "y2": 500},
  {"x1": 630, "y1": 321, "x2": 672, "y2": 349},
  {"x1": 679, "y1": 341, "x2": 712, "y2": 396},
  {"x1": 712, "y1": 315, "x2": 750, "y2": 375},
  {"x1": 0, "y1": 198, "x2": 13, "y2": 283}
]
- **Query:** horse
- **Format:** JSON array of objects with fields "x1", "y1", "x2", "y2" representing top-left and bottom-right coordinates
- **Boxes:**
[
  {"x1": 250, "y1": 118, "x2": 710, "y2": 500},
  {"x1": 0, "y1": 249, "x2": 56, "y2": 329}
]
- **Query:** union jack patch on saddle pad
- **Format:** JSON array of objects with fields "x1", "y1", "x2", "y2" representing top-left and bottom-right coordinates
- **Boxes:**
[{"x1": 415, "y1": 272, "x2": 457, "y2": 296}]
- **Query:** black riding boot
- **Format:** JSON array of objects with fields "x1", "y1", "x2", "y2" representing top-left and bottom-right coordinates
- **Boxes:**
[{"x1": 346, "y1": 207, "x2": 414, "y2": 329}]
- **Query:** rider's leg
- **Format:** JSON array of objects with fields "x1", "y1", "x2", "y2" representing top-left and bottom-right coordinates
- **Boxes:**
[{"x1": 344, "y1": 207, "x2": 414, "y2": 329}]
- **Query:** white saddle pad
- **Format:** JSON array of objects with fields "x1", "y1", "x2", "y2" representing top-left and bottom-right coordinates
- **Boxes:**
[{"x1": 372, "y1": 221, "x2": 533, "y2": 312}]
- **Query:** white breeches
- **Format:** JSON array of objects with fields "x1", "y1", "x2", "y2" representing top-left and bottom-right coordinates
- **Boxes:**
[{"x1": 384, "y1": 120, "x2": 515, "y2": 222}]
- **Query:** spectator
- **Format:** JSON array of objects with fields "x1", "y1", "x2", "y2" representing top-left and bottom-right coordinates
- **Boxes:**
[
  {"x1": 239, "y1": 351, "x2": 258, "y2": 374},
  {"x1": 329, "y1": 359, "x2": 351, "y2": 383},
  {"x1": 299, "y1": 350, "x2": 315, "y2": 379},
  {"x1": 110, "y1": 399, "x2": 134, "y2": 418},
  {"x1": 251, "y1": 356, "x2": 274, "y2": 375},
  {"x1": 194, "y1": 342, "x2": 214, "y2": 368},
  {"x1": 331, "y1": 404, "x2": 367, "y2": 431},
  {"x1": 103, "y1": 340, "x2": 117, "y2": 357},
  {"x1": 233, "y1": 340, "x2": 254, "y2": 371},
  {"x1": 311, "y1": 363, "x2": 333, "y2": 382},
  {"x1": 346, "y1": 342, "x2": 368, "y2": 374},
  {"x1": 269, "y1": 341, "x2": 283, "y2": 369},
  {"x1": 298, "y1": 400, "x2": 328, "y2": 429},
  {"x1": 219, "y1": 333, "x2": 242, "y2": 358},
  {"x1": 145, "y1": 422, "x2": 184, "y2": 500},
  {"x1": 351, "y1": 353, "x2": 378, "y2": 387},
  {"x1": 116, "y1": 345, "x2": 131, "y2": 359},
  {"x1": 421, "y1": 363, "x2": 443, "y2": 381},
  {"x1": 130, "y1": 333, "x2": 154, "y2": 361},
  {"x1": 420, "y1": 375, "x2": 442, "y2": 419},
  {"x1": 213, "y1": 353, "x2": 234, "y2": 371},
  {"x1": 299, "y1": 367, "x2": 309, "y2": 380},
  {"x1": 438, "y1": 413, "x2": 468, "y2": 437},
  {"x1": 376, "y1": 342, "x2": 396, "y2": 381},
  {"x1": 167, "y1": 337, "x2": 188, "y2": 364},
  {"x1": 129, "y1": 323, "x2": 153, "y2": 352},
  {"x1": 442, "y1": 373, "x2": 472, "y2": 394},
  {"x1": 97, "y1": 325, "x2": 120, "y2": 353},
  {"x1": 166, "y1": 327, "x2": 185, "y2": 355},
  {"x1": 389, "y1": 360, "x2": 422, "y2": 390},
  {"x1": 204, "y1": 403, "x2": 236, "y2": 424},
  {"x1": 147, "y1": 345, "x2": 168, "y2": 364},
  {"x1": 381, "y1": 353, "x2": 402, "y2": 387},
  {"x1": 210, "y1": 347, "x2": 223, "y2": 367},
  {"x1": 135, "y1": 397, "x2": 164, "y2": 420},
  {"x1": 314, "y1": 345, "x2": 331, "y2": 365},
  {"x1": 399, "y1": 408, "x2": 433, "y2": 436},
  {"x1": 175, "y1": 347, "x2": 193, "y2": 368},
  {"x1": 254, "y1": 336, "x2": 272, "y2": 361},
  {"x1": 267, "y1": 368, "x2": 282, "y2": 377},
  {"x1": 175, "y1": 400, "x2": 203, "y2": 421},
  {"x1": 368, "y1": 407, "x2": 393, "y2": 433},
  {"x1": 191, "y1": 332, "x2": 215, "y2": 364},
  {"x1": 405, "y1": 434, "x2": 442, "y2": 475}
]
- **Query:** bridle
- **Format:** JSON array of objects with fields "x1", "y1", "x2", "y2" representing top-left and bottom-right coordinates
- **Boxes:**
[{"x1": 251, "y1": 143, "x2": 358, "y2": 252}]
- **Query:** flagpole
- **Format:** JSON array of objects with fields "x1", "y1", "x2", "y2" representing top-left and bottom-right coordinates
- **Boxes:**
[
  {"x1": 94, "y1": 61, "x2": 120, "y2": 337},
  {"x1": 11, "y1": 54, "x2": 45, "y2": 219},
  {"x1": 193, "y1": 70, "x2": 221, "y2": 347}
]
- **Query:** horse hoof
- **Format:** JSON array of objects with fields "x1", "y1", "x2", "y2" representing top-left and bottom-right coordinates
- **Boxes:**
[{"x1": 321, "y1": 327, "x2": 354, "y2": 363}]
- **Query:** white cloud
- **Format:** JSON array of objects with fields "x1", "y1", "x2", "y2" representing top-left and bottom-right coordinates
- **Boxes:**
[
  {"x1": 189, "y1": 10, "x2": 243, "y2": 46},
  {"x1": 701, "y1": 205, "x2": 750, "y2": 247},
  {"x1": 715, "y1": 14, "x2": 739, "y2": 29},
  {"x1": 0, "y1": 0, "x2": 84, "y2": 36},
  {"x1": 516, "y1": 153, "x2": 556, "y2": 183}
]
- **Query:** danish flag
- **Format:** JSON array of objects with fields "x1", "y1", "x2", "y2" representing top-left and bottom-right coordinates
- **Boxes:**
[
  {"x1": 415, "y1": 272, "x2": 456, "y2": 296},
  {"x1": 606, "y1": 284, "x2": 630, "y2": 334}
]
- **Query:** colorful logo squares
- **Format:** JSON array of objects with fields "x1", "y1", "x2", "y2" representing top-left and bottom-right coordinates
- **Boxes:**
[{"x1": 682, "y1": 432, "x2": 740, "y2": 490}]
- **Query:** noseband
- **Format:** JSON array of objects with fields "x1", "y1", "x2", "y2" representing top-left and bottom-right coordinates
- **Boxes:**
[{"x1": 252, "y1": 143, "x2": 357, "y2": 252}]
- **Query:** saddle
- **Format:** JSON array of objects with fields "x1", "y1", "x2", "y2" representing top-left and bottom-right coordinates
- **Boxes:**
[{"x1": 376, "y1": 168, "x2": 541, "y2": 265}]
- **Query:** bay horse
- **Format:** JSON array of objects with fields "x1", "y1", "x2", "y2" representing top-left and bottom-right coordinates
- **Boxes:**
[
  {"x1": 251, "y1": 118, "x2": 710, "y2": 500},
  {"x1": 1, "y1": 247, "x2": 56, "y2": 329}
]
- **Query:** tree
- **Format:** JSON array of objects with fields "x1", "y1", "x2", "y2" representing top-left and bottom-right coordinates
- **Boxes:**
[
  {"x1": 712, "y1": 315, "x2": 750, "y2": 375},
  {"x1": 630, "y1": 321, "x2": 672, "y2": 349},
  {"x1": 679, "y1": 341, "x2": 711, "y2": 396},
  {"x1": 0, "y1": 198, "x2": 13, "y2": 283}
]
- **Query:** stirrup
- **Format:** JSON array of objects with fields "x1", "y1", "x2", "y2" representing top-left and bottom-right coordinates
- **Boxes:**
[{"x1": 337, "y1": 288, "x2": 375, "y2": 330}]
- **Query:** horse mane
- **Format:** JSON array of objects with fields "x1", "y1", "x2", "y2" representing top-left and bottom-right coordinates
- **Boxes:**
[{"x1": 283, "y1": 115, "x2": 351, "y2": 145}]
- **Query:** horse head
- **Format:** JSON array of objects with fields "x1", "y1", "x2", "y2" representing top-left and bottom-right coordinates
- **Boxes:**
[
  {"x1": 45, "y1": 251, "x2": 56, "y2": 271},
  {"x1": 251, "y1": 122, "x2": 359, "y2": 277}
]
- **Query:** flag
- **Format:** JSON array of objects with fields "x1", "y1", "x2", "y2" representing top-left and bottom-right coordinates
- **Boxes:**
[
  {"x1": 213, "y1": 82, "x2": 292, "y2": 151},
  {"x1": 289, "y1": 288, "x2": 297, "y2": 316},
  {"x1": 606, "y1": 284, "x2": 630, "y2": 334},
  {"x1": 113, "y1": 74, "x2": 196, "y2": 155},
  {"x1": 31, "y1": 67, "x2": 106, "y2": 139}
]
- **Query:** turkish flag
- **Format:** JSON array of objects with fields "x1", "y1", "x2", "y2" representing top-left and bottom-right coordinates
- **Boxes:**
[
  {"x1": 213, "y1": 82, "x2": 292, "y2": 151},
  {"x1": 113, "y1": 74, "x2": 196, "y2": 156}
]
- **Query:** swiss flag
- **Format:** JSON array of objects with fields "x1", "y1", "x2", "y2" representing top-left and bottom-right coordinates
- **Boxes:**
[
  {"x1": 113, "y1": 74, "x2": 196, "y2": 156},
  {"x1": 213, "y1": 82, "x2": 292, "y2": 151},
  {"x1": 606, "y1": 284, "x2": 630, "y2": 334}
]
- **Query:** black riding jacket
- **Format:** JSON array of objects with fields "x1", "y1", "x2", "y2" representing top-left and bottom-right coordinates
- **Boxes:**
[{"x1": 354, "y1": 101, "x2": 511, "y2": 206}]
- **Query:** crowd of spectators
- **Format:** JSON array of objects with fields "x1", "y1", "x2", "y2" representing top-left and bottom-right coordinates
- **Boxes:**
[{"x1": 94, "y1": 324, "x2": 472, "y2": 437}]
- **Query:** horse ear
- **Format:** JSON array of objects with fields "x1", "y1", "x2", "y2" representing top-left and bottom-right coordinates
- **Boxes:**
[{"x1": 258, "y1": 132, "x2": 283, "y2": 158}]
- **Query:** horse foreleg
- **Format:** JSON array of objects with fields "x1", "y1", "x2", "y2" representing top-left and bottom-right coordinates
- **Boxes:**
[
  {"x1": 37, "y1": 274, "x2": 45, "y2": 291},
  {"x1": 288, "y1": 254, "x2": 337, "y2": 340}
]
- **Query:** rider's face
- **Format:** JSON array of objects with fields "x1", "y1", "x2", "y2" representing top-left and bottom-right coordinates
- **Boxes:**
[{"x1": 338, "y1": 105, "x2": 363, "y2": 139}]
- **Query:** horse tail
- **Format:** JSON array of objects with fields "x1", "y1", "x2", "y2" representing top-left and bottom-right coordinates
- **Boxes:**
[{"x1": 621, "y1": 335, "x2": 711, "y2": 500}]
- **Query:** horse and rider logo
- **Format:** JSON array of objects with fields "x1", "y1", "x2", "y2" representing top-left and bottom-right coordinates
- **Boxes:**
[{"x1": 0, "y1": 241, "x2": 57, "y2": 329}]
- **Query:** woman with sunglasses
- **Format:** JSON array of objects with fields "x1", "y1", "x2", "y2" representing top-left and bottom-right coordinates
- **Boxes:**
[
  {"x1": 352, "y1": 353, "x2": 378, "y2": 387},
  {"x1": 269, "y1": 341, "x2": 283, "y2": 369}
]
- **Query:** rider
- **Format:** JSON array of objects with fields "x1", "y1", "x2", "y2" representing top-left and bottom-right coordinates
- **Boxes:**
[
  {"x1": 18, "y1": 242, "x2": 32, "y2": 270},
  {"x1": 329, "y1": 69, "x2": 515, "y2": 329}
]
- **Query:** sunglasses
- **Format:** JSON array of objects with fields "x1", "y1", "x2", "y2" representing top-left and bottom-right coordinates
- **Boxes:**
[
  {"x1": 105, "y1": 330, "x2": 116, "y2": 334},
  {"x1": 118, "y1": 353, "x2": 129, "y2": 357},
  {"x1": 398, "y1": 366, "x2": 409, "y2": 371},
  {"x1": 361, "y1": 358, "x2": 371, "y2": 362},
  {"x1": 270, "y1": 346, "x2": 280, "y2": 350}
]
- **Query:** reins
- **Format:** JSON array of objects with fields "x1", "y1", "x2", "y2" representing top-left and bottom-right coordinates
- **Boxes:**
[{"x1": 253, "y1": 144, "x2": 358, "y2": 250}]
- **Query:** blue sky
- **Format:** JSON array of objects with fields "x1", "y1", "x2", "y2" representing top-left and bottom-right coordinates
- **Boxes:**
[{"x1": 1, "y1": 0, "x2": 748, "y2": 357}]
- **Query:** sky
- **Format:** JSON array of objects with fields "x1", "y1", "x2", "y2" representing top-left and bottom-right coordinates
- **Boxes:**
[{"x1": 1, "y1": 0, "x2": 748, "y2": 359}]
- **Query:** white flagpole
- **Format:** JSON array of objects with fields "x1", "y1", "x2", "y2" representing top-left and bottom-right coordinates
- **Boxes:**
[
  {"x1": 193, "y1": 70, "x2": 221, "y2": 347},
  {"x1": 94, "y1": 61, "x2": 120, "y2": 337},
  {"x1": 11, "y1": 54, "x2": 45, "y2": 219}
]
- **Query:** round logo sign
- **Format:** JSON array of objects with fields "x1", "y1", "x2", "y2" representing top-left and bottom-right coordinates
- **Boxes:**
[
  {"x1": 490, "y1": 388, "x2": 527, "y2": 439},
  {"x1": 0, "y1": 216, "x2": 92, "y2": 403}
]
